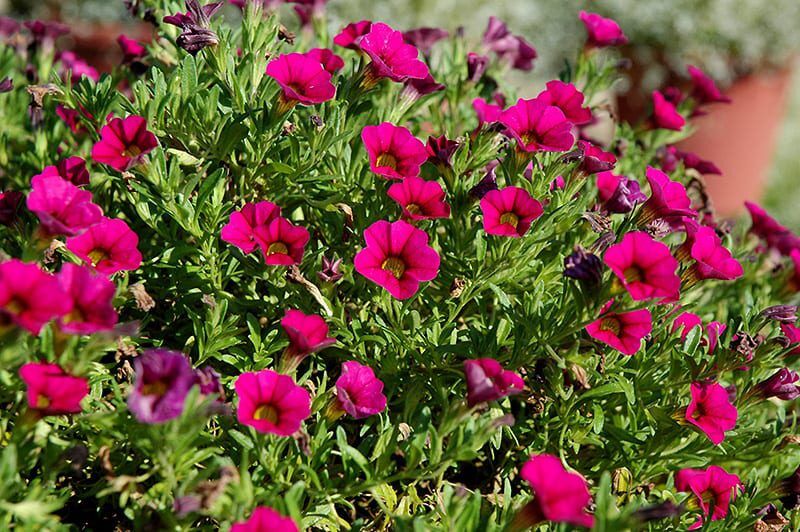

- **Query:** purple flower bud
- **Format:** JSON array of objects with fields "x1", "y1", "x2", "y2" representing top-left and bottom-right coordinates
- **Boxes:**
[
  {"x1": 481, "y1": 17, "x2": 536, "y2": 71},
  {"x1": 403, "y1": 27, "x2": 449, "y2": 56},
  {"x1": 318, "y1": 255, "x2": 343, "y2": 283},
  {"x1": 757, "y1": 369, "x2": 800, "y2": 400},
  {"x1": 0, "y1": 77, "x2": 12, "y2": 93},
  {"x1": 164, "y1": 0, "x2": 221, "y2": 54},
  {"x1": 466, "y1": 52, "x2": 489, "y2": 83},
  {"x1": 563, "y1": 247, "x2": 603, "y2": 286},
  {"x1": 426, "y1": 135, "x2": 459, "y2": 168},
  {"x1": 177, "y1": 27, "x2": 219, "y2": 54},
  {"x1": 761, "y1": 305, "x2": 798, "y2": 324},
  {"x1": 469, "y1": 161, "x2": 499, "y2": 199},
  {"x1": 464, "y1": 358, "x2": 524, "y2": 406}
]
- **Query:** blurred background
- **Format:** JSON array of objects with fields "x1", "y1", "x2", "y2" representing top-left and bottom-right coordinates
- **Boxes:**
[{"x1": 3, "y1": 0, "x2": 800, "y2": 227}]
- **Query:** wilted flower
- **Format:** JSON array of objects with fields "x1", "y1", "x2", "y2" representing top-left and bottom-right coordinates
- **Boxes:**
[
  {"x1": 638, "y1": 167, "x2": 697, "y2": 225},
  {"x1": 676, "y1": 466, "x2": 742, "y2": 529},
  {"x1": 0, "y1": 77, "x2": 12, "y2": 93},
  {"x1": 0, "y1": 191, "x2": 24, "y2": 226},
  {"x1": 659, "y1": 146, "x2": 722, "y2": 175},
  {"x1": 128, "y1": 349, "x2": 199, "y2": 423},
  {"x1": 19, "y1": 362, "x2": 88, "y2": 415},
  {"x1": 463, "y1": 358, "x2": 524, "y2": 406},
  {"x1": 480, "y1": 186, "x2": 543, "y2": 237},
  {"x1": 333, "y1": 20, "x2": 371, "y2": 50},
  {"x1": 756, "y1": 369, "x2": 800, "y2": 400},
  {"x1": 387, "y1": 177, "x2": 450, "y2": 220},
  {"x1": 56, "y1": 105, "x2": 92, "y2": 135},
  {"x1": 577, "y1": 140, "x2": 617, "y2": 174},
  {"x1": 466, "y1": 52, "x2": 489, "y2": 83},
  {"x1": 481, "y1": 17, "x2": 537, "y2": 71},
  {"x1": 306, "y1": 47, "x2": 344, "y2": 74},
  {"x1": 280, "y1": 309, "x2": 335, "y2": 370},
  {"x1": 235, "y1": 369, "x2": 311, "y2": 436},
  {"x1": 359, "y1": 22, "x2": 429, "y2": 84},
  {"x1": 402, "y1": 73, "x2": 445, "y2": 100},
  {"x1": 517, "y1": 454, "x2": 594, "y2": 528},
  {"x1": 688, "y1": 65, "x2": 731, "y2": 106},
  {"x1": 265, "y1": 53, "x2": 336, "y2": 110},
  {"x1": 537, "y1": 81, "x2": 592, "y2": 125},
  {"x1": 761, "y1": 305, "x2": 798, "y2": 324},
  {"x1": 604, "y1": 231, "x2": 681, "y2": 302},
  {"x1": 0, "y1": 260, "x2": 71, "y2": 334},
  {"x1": 685, "y1": 381, "x2": 738, "y2": 445},
  {"x1": 66, "y1": 217, "x2": 143, "y2": 275},
  {"x1": 220, "y1": 201, "x2": 281, "y2": 254},
  {"x1": 652, "y1": 90, "x2": 685, "y2": 131},
  {"x1": 563, "y1": 247, "x2": 603, "y2": 286},
  {"x1": 26, "y1": 174, "x2": 103, "y2": 236},
  {"x1": 361, "y1": 122, "x2": 427, "y2": 180},
  {"x1": 57, "y1": 263, "x2": 118, "y2": 334},
  {"x1": 91, "y1": 116, "x2": 158, "y2": 172},
  {"x1": 632, "y1": 501, "x2": 683, "y2": 523},
  {"x1": 499, "y1": 98, "x2": 575, "y2": 153},
  {"x1": 402, "y1": 27, "x2": 449, "y2": 56},
  {"x1": 596, "y1": 171, "x2": 646, "y2": 214},
  {"x1": 163, "y1": 0, "x2": 222, "y2": 55},
  {"x1": 231, "y1": 506, "x2": 299, "y2": 532},
  {"x1": 334, "y1": 361, "x2": 387, "y2": 418},
  {"x1": 586, "y1": 300, "x2": 652, "y2": 356},
  {"x1": 469, "y1": 161, "x2": 499, "y2": 199},
  {"x1": 579, "y1": 11, "x2": 627, "y2": 47}
]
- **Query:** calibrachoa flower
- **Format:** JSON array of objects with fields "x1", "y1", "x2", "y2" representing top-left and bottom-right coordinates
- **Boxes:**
[
  {"x1": 577, "y1": 140, "x2": 616, "y2": 174},
  {"x1": 0, "y1": 190, "x2": 23, "y2": 226},
  {"x1": 66, "y1": 217, "x2": 143, "y2": 275},
  {"x1": 660, "y1": 146, "x2": 722, "y2": 175},
  {"x1": 481, "y1": 17, "x2": 537, "y2": 71},
  {"x1": 306, "y1": 47, "x2": 344, "y2": 74},
  {"x1": 639, "y1": 166, "x2": 697, "y2": 224},
  {"x1": 235, "y1": 369, "x2": 311, "y2": 436},
  {"x1": 466, "y1": 52, "x2": 489, "y2": 83},
  {"x1": 682, "y1": 222, "x2": 743, "y2": 281},
  {"x1": 685, "y1": 381, "x2": 738, "y2": 445},
  {"x1": 253, "y1": 217, "x2": 310, "y2": 265},
  {"x1": 358, "y1": 22, "x2": 429, "y2": 84},
  {"x1": 59, "y1": 50, "x2": 99, "y2": 82},
  {"x1": 0, "y1": 260, "x2": 71, "y2": 334},
  {"x1": 231, "y1": 507, "x2": 299, "y2": 532},
  {"x1": 403, "y1": 27, "x2": 449, "y2": 56},
  {"x1": 353, "y1": 219, "x2": 440, "y2": 300},
  {"x1": 781, "y1": 322, "x2": 800, "y2": 355},
  {"x1": 26, "y1": 174, "x2": 103, "y2": 236},
  {"x1": 596, "y1": 171, "x2": 646, "y2": 214},
  {"x1": 518, "y1": 454, "x2": 594, "y2": 528},
  {"x1": 318, "y1": 255, "x2": 343, "y2": 283},
  {"x1": 163, "y1": 0, "x2": 221, "y2": 54},
  {"x1": 334, "y1": 361, "x2": 387, "y2": 418},
  {"x1": 652, "y1": 90, "x2": 685, "y2": 131},
  {"x1": 57, "y1": 263, "x2": 118, "y2": 334},
  {"x1": 480, "y1": 186, "x2": 543, "y2": 237},
  {"x1": 387, "y1": 177, "x2": 450, "y2": 220},
  {"x1": 563, "y1": 247, "x2": 603, "y2": 286},
  {"x1": 688, "y1": 65, "x2": 731, "y2": 105},
  {"x1": 672, "y1": 312, "x2": 727, "y2": 353},
  {"x1": 537, "y1": 80, "x2": 592, "y2": 125},
  {"x1": 91, "y1": 115, "x2": 158, "y2": 172},
  {"x1": 676, "y1": 466, "x2": 742, "y2": 529},
  {"x1": 35, "y1": 156, "x2": 90, "y2": 186},
  {"x1": 128, "y1": 349, "x2": 198, "y2": 424},
  {"x1": 361, "y1": 122, "x2": 427, "y2": 180},
  {"x1": 19, "y1": 362, "x2": 88, "y2": 415},
  {"x1": 56, "y1": 105, "x2": 91, "y2": 135},
  {"x1": 604, "y1": 231, "x2": 681, "y2": 302},
  {"x1": 756, "y1": 369, "x2": 800, "y2": 400},
  {"x1": 265, "y1": 53, "x2": 336, "y2": 109},
  {"x1": 425, "y1": 135, "x2": 459, "y2": 169},
  {"x1": 745, "y1": 201, "x2": 800, "y2": 255},
  {"x1": 499, "y1": 98, "x2": 575, "y2": 153},
  {"x1": 281, "y1": 309, "x2": 335, "y2": 369},
  {"x1": 333, "y1": 20, "x2": 371, "y2": 50},
  {"x1": 220, "y1": 201, "x2": 281, "y2": 254},
  {"x1": 463, "y1": 358, "x2": 524, "y2": 407},
  {"x1": 585, "y1": 300, "x2": 652, "y2": 356},
  {"x1": 117, "y1": 34, "x2": 146, "y2": 64},
  {"x1": 473, "y1": 97, "x2": 503, "y2": 125},
  {"x1": 579, "y1": 11, "x2": 627, "y2": 47}
]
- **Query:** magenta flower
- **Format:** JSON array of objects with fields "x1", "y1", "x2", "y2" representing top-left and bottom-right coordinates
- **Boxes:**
[
  {"x1": 306, "y1": 47, "x2": 344, "y2": 74},
  {"x1": 35, "y1": 156, "x2": 90, "y2": 187},
  {"x1": 26, "y1": 174, "x2": 103, "y2": 236},
  {"x1": 235, "y1": 369, "x2": 311, "y2": 436},
  {"x1": 660, "y1": 146, "x2": 721, "y2": 175},
  {"x1": 685, "y1": 381, "x2": 738, "y2": 445},
  {"x1": 688, "y1": 65, "x2": 731, "y2": 105},
  {"x1": 673, "y1": 311, "x2": 702, "y2": 340},
  {"x1": 499, "y1": 99, "x2": 575, "y2": 153},
  {"x1": 19, "y1": 362, "x2": 88, "y2": 416},
  {"x1": 482, "y1": 17, "x2": 537, "y2": 71},
  {"x1": 402, "y1": 73, "x2": 445, "y2": 99},
  {"x1": 57, "y1": 105, "x2": 91, "y2": 135},
  {"x1": 473, "y1": 97, "x2": 503, "y2": 125},
  {"x1": 652, "y1": 90, "x2": 685, "y2": 131},
  {"x1": 57, "y1": 263, "x2": 118, "y2": 334},
  {"x1": 518, "y1": 454, "x2": 594, "y2": 529},
  {"x1": 756, "y1": 369, "x2": 800, "y2": 400},
  {"x1": 354, "y1": 219, "x2": 440, "y2": 300},
  {"x1": 335, "y1": 361, "x2": 387, "y2": 418},
  {"x1": 579, "y1": 11, "x2": 628, "y2": 47},
  {"x1": 91, "y1": 116, "x2": 158, "y2": 172},
  {"x1": 281, "y1": 309, "x2": 336, "y2": 363},
  {"x1": 231, "y1": 507, "x2": 299, "y2": 532},
  {"x1": 403, "y1": 27, "x2": 449, "y2": 56},
  {"x1": 782, "y1": 323, "x2": 800, "y2": 355},
  {"x1": 0, "y1": 190, "x2": 23, "y2": 226},
  {"x1": 537, "y1": 81, "x2": 592, "y2": 125},
  {"x1": 221, "y1": 201, "x2": 281, "y2": 254},
  {"x1": 676, "y1": 466, "x2": 742, "y2": 529},
  {"x1": 358, "y1": 22, "x2": 429, "y2": 83},
  {"x1": 387, "y1": 177, "x2": 450, "y2": 220},
  {"x1": 596, "y1": 171, "x2": 646, "y2": 214},
  {"x1": 586, "y1": 300, "x2": 652, "y2": 356},
  {"x1": 463, "y1": 358, "x2": 524, "y2": 407},
  {"x1": 66, "y1": 217, "x2": 143, "y2": 275},
  {"x1": 361, "y1": 122, "x2": 427, "y2": 180},
  {"x1": 466, "y1": 52, "x2": 489, "y2": 83},
  {"x1": 265, "y1": 53, "x2": 336, "y2": 108},
  {"x1": 117, "y1": 34, "x2": 146, "y2": 64},
  {"x1": 252, "y1": 217, "x2": 310, "y2": 266},
  {"x1": 59, "y1": 51, "x2": 99, "y2": 82},
  {"x1": 683, "y1": 222, "x2": 743, "y2": 281},
  {"x1": 0, "y1": 260, "x2": 71, "y2": 334},
  {"x1": 425, "y1": 135, "x2": 459, "y2": 169},
  {"x1": 577, "y1": 140, "x2": 616, "y2": 174},
  {"x1": 128, "y1": 349, "x2": 199, "y2": 424},
  {"x1": 639, "y1": 166, "x2": 697, "y2": 224},
  {"x1": 333, "y1": 20, "x2": 371, "y2": 49},
  {"x1": 604, "y1": 231, "x2": 681, "y2": 302},
  {"x1": 706, "y1": 321, "x2": 727, "y2": 354},
  {"x1": 745, "y1": 201, "x2": 800, "y2": 256},
  {"x1": 480, "y1": 187, "x2": 543, "y2": 238}
]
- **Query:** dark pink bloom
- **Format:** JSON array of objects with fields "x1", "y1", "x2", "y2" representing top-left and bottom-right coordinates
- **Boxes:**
[
  {"x1": 306, "y1": 47, "x2": 344, "y2": 74},
  {"x1": 652, "y1": 90, "x2": 685, "y2": 131},
  {"x1": 91, "y1": 116, "x2": 158, "y2": 172},
  {"x1": 685, "y1": 381, "x2": 738, "y2": 445},
  {"x1": 781, "y1": 322, "x2": 800, "y2": 355},
  {"x1": 499, "y1": 99, "x2": 575, "y2": 153},
  {"x1": 466, "y1": 52, "x2": 489, "y2": 83},
  {"x1": 706, "y1": 321, "x2": 727, "y2": 354},
  {"x1": 19, "y1": 362, "x2": 88, "y2": 415},
  {"x1": 387, "y1": 177, "x2": 450, "y2": 220},
  {"x1": 604, "y1": 231, "x2": 681, "y2": 302},
  {"x1": 660, "y1": 146, "x2": 722, "y2": 175},
  {"x1": 688, "y1": 65, "x2": 731, "y2": 105},
  {"x1": 333, "y1": 20, "x2": 372, "y2": 50},
  {"x1": 480, "y1": 186, "x2": 543, "y2": 237},
  {"x1": 265, "y1": 53, "x2": 336, "y2": 106},
  {"x1": 579, "y1": 11, "x2": 627, "y2": 47},
  {"x1": 0, "y1": 17, "x2": 20, "y2": 37},
  {"x1": 596, "y1": 171, "x2": 646, "y2": 214},
  {"x1": 757, "y1": 369, "x2": 800, "y2": 400},
  {"x1": 639, "y1": 166, "x2": 697, "y2": 224},
  {"x1": 481, "y1": 17, "x2": 536, "y2": 71},
  {"x1": 358, "y1": 22, "x2": 429, "y2": 83},
  {"x1": 35, "y1": 156, "x2": 90, "y2": 187},
  {"x1": 353, "y1": 219, "x2": 440, "y2": 300},
  {"x1": 66, "y1": 217, "x2": 143, "y2": 275},
  {"x1": 252, "y1": 217, "x2": 310, "y2": 266},
  {"x1": 0, "y1": 191, "x2": 24, "y2": 226},
  {"x1": 361, "y1": 122, "x2": 427, "y2": 180},
  {"x1": 164, "y1": 0, "x2": 221, "y2": 54},
  {"x1": 585, "y1": 300, "x2": 652, "y2": 356},
  {"x1": 550, "y1": 176, "x2": 566, "y2": 191},
  {"x1": 425, "y1": 135, "x2": 459, "y2": 168},
  {"x1": 117, "y1": 34, "x2": 146, "y2": 64},
  {"x1": 577, "y1": 140, "x2": 616, "y2": 174},
  {"x1": 673, "y1": 311, "x2": 702, "y2": 341},
  {"x1": 26, "y1": 174, "x2": 103, "y2": 236},
  {"x1": 473, "y1": 97, "x2": 503, "y2": 125},
  {"x1": 58, "y1": 50, "x2": 99, "y2": 82},
  {"x1": 403, "y1": 27, "x2": 449, "y2": 56},
  {"x1": 0, "y1": 260, "x2": 70, "y2": 334},
  {"x1": 676, "y1": 466, "x2": 742, "y2": 529},
  {"x1": 57, "y1": 263, "x2": 118, "y2": 334},
  {"x1": 519, "y1": 454, "x2": 594, "y2": 528},
  {"x1": 231, "y1": 507, "x2": 299, "y2": 532},
  {"x1": 221, "y1": 201, "x2": 281, "y2": 254},
  {"x1": 281, "y1": 309, "x2": 336, "y2": 360},
  {"x1": 56, "y1": 105, "x2": 91, "y2": 135},
  {"x1": 335, "y1": 361, "x2": 387, "y2": 418},
  {"x1": 537, "y1": 81, "x2": 592, "y2": 125},
  {"x1": 25, "y1": 20, "x2": 69, "y2": 43},
  {"x1": 683, "y1": 222, "x2": 743, "y2": 281},
  {"x1": 464, "y1": 358, "x2": 524, "y2": 406},
  {"x1": 128, "y1": 349, "x2": 198, "y2": 424},
  {"x1": 745, "y1": 201, "x2": 800, "y2": 256},
  {"x1": 235, "y1": 369, "x2": 311, "y2": 436}
]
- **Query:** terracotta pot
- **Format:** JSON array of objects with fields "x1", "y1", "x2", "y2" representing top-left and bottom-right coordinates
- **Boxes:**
[{"x1": 677, "y1": 68, "x2": 794, "y2": 217}]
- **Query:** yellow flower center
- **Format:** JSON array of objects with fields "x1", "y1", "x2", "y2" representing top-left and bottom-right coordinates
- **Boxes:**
[
  {"x1": 376, "y1": 153, "x2": 398, "y2": 170},
  {"x1": 500, "y1": 212, "x2": 519, "y2": 228},
  {"x1": 267, "y1": 242, "x2": 289, "y2": 255},
  {"x1": 88, "y1": 249, "x2": 109, "y2": 267},
  {"x1": 405, "y1": 203, "x2": 422, "y2": 215},
  {"x1": 599, "y1": 317, "x2": 621, "y2": 336},
  {"x1": 623, "y1": 266, "x2": 643, "y2": 284},
  {"x1": 141, "y1": 381, "x2": 168, "y2": 397},
  {"x1": 123, "y1": 145, "x2": 142, "y2": 158},
  {"x1": 381, "y1": 257, "x2": 406, "y2": 279},
  {"x1": 253, "y1": 404, "x2": 279, "y2": 423},
  {"x1": 36, "y1": 395, "x2": 51, "y2": 409}
]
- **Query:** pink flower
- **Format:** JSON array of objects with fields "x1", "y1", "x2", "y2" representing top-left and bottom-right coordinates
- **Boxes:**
[
  {"x1": 745, "y1": 202, "x2": 800, "y2": 256},
  {"x1": 117, "y1": 34, "x2": 146, "y2": 64},
  {"x1": 235, "y1": 369, "x2": 311, "y2": 436},
  {"x1": 639, "y1": 167, "x2": 697, "y2": 224},
  {"x1": 480, "y1": 186, "x2": 543, "y2": 238},
  {"x1": 706, "y1": 321, "x2": 727, "y2": 354},
  {"x1": 579, "y1": 11, "x2": 627, "y2": 47},
  {"x1": 683, "y1": 222, "x2": 743, "y2": 281},
  {"x1": 782, "y1": 322, "x2": 800, "y2": 355},
  {"x1": 688, "y1": 65, "x2": 731, "y2": 105},
  {"x1": 387, "y1": 177, "x2": 450, "y2": 220},
  {"x1": 604, "y1": 231, "x2": 681, "y2": 302},
  {"x1": 473, "y1": 97, "x2": 503, "y2": 125},
  {"x1": 333, "y1": 20, "x2": 371, "y2": 50},
  {"x1": 577, "y1": 140, "x2": 616, "y2": 174},
  {"x1": 66, "y1": 218, "x2": 143, "y2": 275},
  {"x1": 481, "y1": 17, "x2": 537, "y2": 71},
  {"x1": 463, "y1": 358, "x2": 524, "y2": 406},
  {"x1": 585, "y1": 300, "x2": 652, "y2": 356},
  {"x1": 91, "y1": 116, "x2": 158, "y2": 172},
  {"x1": 220, "y1": 201, "x2": 281, "y2": 254},
  {"x1": 265, "y1": 53, "x2": 336, "y2": 107},
  {"x1": 0, "y1": 260, "x2": 71, "y2": 334},
  {"x1": 57, "y1": 263, "x2": 118, "y2": 334},
  {"x1": 281, "y1": 309, "x2": 336, "y2": 361},
  {"x1": 672, "y1": 311, "x2": 703, "y2": 341},
  {"x1": 660, "y1": 146, "x2": 722, "y2": 175},
  {"x1": 354, "y1": 219, "x2": 440, "y2": 300},
  {"x1": 685, "y1": 381, "x2": 738, "y2": 445},
  {"x1": 253, "y1": 217, "x2": 310, "y2": 266},
  {"x1": 26, "y1": 174, "x2": 103, "y2": 236},
  {"x1": 335, "y1": 361, "x2": 387, "y2": 418},
  {"x1": 361, "y1": 122, "x2": 427, "y2": 180},
  {"x1": 652, "y1": 90, "x2": 685, "y2": 131},
  {"x1": 19, "y1": 362, "x2": 88, "y2": 415},
  {"x1": 56, "y1": 105, "x2": 91, "y2": 135},
  {"x1": 306, "y1": 47, "x2": 344, "y2": 74},
  {"x1": 231, "y1": 507, "x2": 299, "y2": 532},
  {"x1": 425, "y1": 135, "x2": 459, "y2": 169},
  {"x1": 537, "y1": 80, "x2": 592, "y2": 125},
  {"x1": 359, "y1": 22, "x2": 429, "y2": 83},
  {"x1": 403, "y1": 27, "x2": 449, "y2": 56},
  {"x1": 59, "y1": 50, "x2": 99, "y2": 82},
  {"x1": 596, "y1": 171, "x2": 646, "y2": 214},
  {"x1": 519, "y1": 454, "x2": 594, "y2": 528},
  {"x1": 499, "y1": 98, "x2": 575, "y2": 153},
  {"x1": 676, "y1": 466, "x2": 742, "y2": 529},
  {"x1": 34, "y1": 156, "x2": 90, "y2": 186}
]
